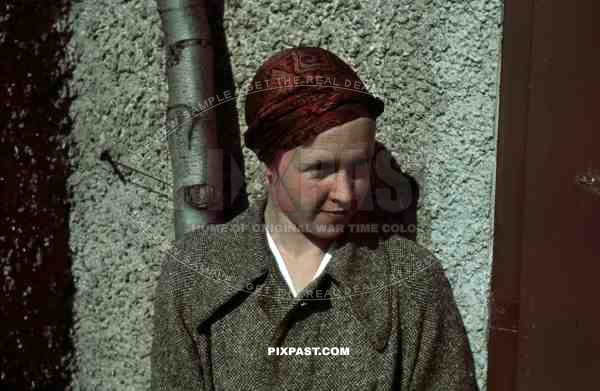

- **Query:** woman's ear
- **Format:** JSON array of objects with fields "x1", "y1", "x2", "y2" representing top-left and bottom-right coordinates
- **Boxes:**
[
  {"x1": 263, "y1": 165, "x2": 277, "y2": 186},
  {"x1": 264, "y1": 151, "x2": 285, "y2": 186},
  {"x1": 263, "y1": 171, "x2": 272, "y2": 185}
]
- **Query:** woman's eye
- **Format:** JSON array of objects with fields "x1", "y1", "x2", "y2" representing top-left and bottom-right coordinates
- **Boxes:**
[{"x1": 308, "y1": 162, "x2": 333, "y2": 175}]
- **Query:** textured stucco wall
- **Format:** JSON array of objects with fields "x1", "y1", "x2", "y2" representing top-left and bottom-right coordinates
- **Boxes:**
[{"x1": 66, "y1": 0, "x2": 502, "y2": 390}]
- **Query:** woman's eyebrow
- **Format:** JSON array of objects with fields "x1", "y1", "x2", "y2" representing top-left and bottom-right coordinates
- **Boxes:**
[{"x1": 303, "y1": 155, "x2": 370, "y2": 166}]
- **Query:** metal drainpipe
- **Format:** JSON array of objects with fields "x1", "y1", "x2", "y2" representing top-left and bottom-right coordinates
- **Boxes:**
[{"x1": 156, "y1": 0, "x2": 247, "y2": 240}]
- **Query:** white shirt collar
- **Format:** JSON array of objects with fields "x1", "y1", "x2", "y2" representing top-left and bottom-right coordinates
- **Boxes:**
[{"x1": 265, "y1": 228, "x2": 337, "y2": 297}]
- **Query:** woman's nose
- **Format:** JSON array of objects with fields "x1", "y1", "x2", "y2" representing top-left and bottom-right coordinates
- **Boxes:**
[{"x1": 331, "y1": 171, "x2": 355, "y2": 208}]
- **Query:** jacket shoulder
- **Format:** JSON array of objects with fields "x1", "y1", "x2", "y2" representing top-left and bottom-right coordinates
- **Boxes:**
[
  {"x1": 158, "y1": 227, "x2": 236, "y2": 290},
  {"x1": 156, "y1": 225, "x2": 260, "y2": 331},
  {"x1": 381, "y1": 234, "x2": 450, "y2": 304}
]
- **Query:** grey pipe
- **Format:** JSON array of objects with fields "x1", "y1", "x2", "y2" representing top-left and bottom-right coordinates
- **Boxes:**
[{"x1": 156, "y1": 0, "x2": 248, "y2": 240}]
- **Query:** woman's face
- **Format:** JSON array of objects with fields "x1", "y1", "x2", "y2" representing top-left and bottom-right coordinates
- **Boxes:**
[{"x1": 264, "y1": 117, "x2": 376, "y2": 239}]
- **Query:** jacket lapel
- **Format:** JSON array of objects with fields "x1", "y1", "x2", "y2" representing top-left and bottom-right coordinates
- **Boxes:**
[{"x1": 324, "y1": 234, "x2": 393, "y2": 352}]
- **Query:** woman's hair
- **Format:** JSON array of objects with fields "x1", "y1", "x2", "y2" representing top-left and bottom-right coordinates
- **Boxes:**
[{"x1": 348, "y1": 141, "x2": 419, "y2": 245}]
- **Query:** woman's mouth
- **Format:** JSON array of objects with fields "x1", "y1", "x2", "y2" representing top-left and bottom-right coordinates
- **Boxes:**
[{"x1": 322, "y1": 210, "x2": 351, "y2": 217}]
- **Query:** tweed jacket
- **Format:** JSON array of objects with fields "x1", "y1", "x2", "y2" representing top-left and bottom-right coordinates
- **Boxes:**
[{"x1": 150, "y1": 194, "x2": 479, "y2": 391}]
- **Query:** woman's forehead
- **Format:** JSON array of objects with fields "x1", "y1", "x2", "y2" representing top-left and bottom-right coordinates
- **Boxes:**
[
  {"x1": 294, "y1": 142, "x2": 373, "y2": 160},
  {"x1": 286, "y1": 117, "x2": 376, "y2": 162}
]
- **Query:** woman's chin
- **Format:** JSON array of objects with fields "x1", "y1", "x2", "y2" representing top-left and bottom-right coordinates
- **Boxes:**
[{"x1": 305, "y1": 222, "x2": 347, "y2": 239}]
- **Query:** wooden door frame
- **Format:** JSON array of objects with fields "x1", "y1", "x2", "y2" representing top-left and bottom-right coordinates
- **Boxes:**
[{"x1": 487, "y1": 0, "x2": 534, "y2": 390}]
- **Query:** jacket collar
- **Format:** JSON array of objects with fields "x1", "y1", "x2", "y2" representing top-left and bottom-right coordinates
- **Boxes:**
[{"x1": 184, "y1": 189, "x2": 392, "y2": 352}]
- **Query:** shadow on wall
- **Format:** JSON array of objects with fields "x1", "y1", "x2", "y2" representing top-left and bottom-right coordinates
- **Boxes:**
[
  {"x1": 207, "y1": 0, "x2": 249, "y2": 222},
  {"x1": 0, "y1": 0, "x2": 76, "y2": 389}
]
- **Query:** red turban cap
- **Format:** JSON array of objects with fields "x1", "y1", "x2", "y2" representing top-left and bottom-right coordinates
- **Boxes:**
[{"x1": 243, "y1": 46, "x2": 384, "y2": 164}]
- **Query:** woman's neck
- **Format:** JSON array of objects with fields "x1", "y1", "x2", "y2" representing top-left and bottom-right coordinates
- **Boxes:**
[{"x1": 263, "y1": 199, "x2": 332, "y2": 259}]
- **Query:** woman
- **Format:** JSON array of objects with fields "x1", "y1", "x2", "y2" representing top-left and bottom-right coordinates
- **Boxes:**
[{"x1": 151, "y1": 47, "x2": 479, "y2": 391}]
